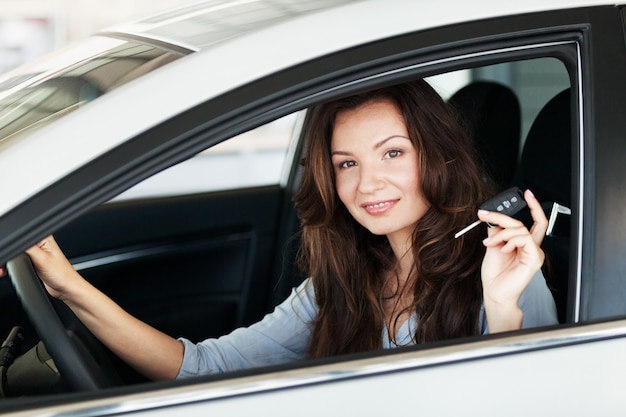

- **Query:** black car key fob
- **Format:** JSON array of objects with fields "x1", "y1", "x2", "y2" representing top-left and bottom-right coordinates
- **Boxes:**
[
  {"x1": 454, "y1": 187, "x2": 527, "y2": 238},
  {"x1": 479, "y1": 187, "x2": 527, "y2": 216}
]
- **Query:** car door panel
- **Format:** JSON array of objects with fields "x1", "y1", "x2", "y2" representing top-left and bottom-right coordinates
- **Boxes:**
[{"x1": 52, "y1": 186, "x2": 284, "y2": 344}]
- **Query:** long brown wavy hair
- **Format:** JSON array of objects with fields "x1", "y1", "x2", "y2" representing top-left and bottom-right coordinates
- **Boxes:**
[{"x1": 293, "y1": 79, "x2": 495, "y2": 359}]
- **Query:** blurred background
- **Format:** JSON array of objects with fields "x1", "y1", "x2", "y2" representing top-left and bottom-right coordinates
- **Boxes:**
[{"x1": 0, "y1": 0, "x2": 194, "y2": 75}]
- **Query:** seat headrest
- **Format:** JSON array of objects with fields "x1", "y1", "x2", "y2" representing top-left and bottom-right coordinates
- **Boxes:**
[
  {"x1": 521, "y1": 88, "x2": 571, "y2": 208},
  {"x1": 449, "y1": 81, "x2": 520, "y2": 186}
]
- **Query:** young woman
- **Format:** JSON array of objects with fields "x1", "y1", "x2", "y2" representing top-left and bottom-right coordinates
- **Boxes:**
[{"x1": 13, "y1": 79, "x2": 557, "y2": 381}]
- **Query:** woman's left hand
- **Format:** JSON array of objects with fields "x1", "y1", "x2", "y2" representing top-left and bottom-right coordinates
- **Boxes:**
[{"x1": 479, "y1": 189, "x2": 548, "y2": 332}]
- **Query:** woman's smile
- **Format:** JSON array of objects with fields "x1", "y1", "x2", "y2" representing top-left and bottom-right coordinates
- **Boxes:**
[{"x1": 361, "y1": 199, "x2": 398, "y2": 215}]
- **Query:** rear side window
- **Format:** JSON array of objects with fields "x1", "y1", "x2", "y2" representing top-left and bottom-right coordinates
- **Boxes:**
[{"x1": 115, "y1": 112, "x2": 302, "y2": 200}]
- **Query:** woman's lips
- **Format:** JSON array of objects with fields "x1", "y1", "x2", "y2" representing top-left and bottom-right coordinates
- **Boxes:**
[{"x1": 361, "y1": 199, "x2": 398, "y2": 215}]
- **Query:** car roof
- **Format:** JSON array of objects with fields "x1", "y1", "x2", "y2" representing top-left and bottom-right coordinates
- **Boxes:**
[
  {"x1": 107, "y1": 0, "x2": 615, "y2": 51},
  {"x1": 0, "y1": 0, "x2": 620, "y2": 218},
  {"x1": 101, "y1": 0, "x2": 359, "y2": 52}
]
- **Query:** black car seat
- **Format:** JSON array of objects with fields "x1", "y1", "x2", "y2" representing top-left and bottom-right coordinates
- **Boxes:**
[
  {"x1": 520, "y1": 88, "x2": 572, "y2": 323},
  {"x1": 449, "y1": 81, "x2": 521, "y2": 187}
]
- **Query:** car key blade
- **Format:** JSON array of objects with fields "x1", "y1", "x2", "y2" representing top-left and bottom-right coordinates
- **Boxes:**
[
  {"x1": 454, "y1": 187, "x2": 527, "y2": 238},
  {"x1": 454, "y1": 220, "x2": 482, "y2": 238}
]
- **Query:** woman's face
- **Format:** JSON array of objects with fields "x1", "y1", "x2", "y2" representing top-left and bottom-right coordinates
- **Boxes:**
[{"x1": 330, "y1": 99, "x2": 429, "y2": 248}]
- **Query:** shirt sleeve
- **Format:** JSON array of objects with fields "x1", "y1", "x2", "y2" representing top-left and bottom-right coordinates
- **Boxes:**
[
  {"x1": 480, "y1": 269, "x2": 559, "y2": 334},
  {"x1": 518, "y1": 269, "x2": 559, "y2": 328},
  {"x1": 176, "y1": 279, "x2": 317, "y2": 378}
]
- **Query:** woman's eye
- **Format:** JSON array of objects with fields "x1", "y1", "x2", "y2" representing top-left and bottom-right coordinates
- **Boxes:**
[
  {"x1": 384, "y1": 149, "x2": 402, "y2": 159},
  {"x1": 338, "y1": 160, "x2": 357, "y2": 169}
]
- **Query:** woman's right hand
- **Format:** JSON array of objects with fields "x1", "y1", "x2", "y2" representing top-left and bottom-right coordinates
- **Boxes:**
[{"x1": 24, "y1": 235, "x2": 83, "y2": 300}]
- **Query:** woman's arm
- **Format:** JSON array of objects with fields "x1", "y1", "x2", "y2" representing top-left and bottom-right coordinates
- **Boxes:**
[
  {"x1": 25, "y1": 236, "x2": 183, "y2": 381},
  {"x1": 178, "y1": 279, "x2": 315, "y2": 377},
  {"x1": 478, "y1": 189, "x2": 550, "y2": 333}
]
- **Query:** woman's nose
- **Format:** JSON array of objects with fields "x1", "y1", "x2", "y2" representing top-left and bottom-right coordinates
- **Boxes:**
[{"x1": 358, "y1": 165, "x2": 384, "y2": 193}]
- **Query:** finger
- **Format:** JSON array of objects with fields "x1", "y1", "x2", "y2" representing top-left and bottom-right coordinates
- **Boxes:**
[
  {"x1": 477, "y1": 209, "x2": 524, "y2": 230},
  {"x1": 25, "y1": 235, "x2": 57, "y2": 255},
  {"x1": 25, "y1": 241, "x2": 44, "y2": 258},
  {"x1": 499, "y1": 235, "x2": 545, "y2": 266},
  {"x1": 483, "y1": 225, "x2": 529, "y2": 248},
  {"x1": 0, "y1": 265, "x2": 6, "y2": 277},
  {"x1": 497, "y1": 232, "x2": 537, "y2": 253},
  {"x1": 524, "y1": 189, "x2": 549, "y2": 244},
  {"x1": 25, "y1": 236, "x2": 56, "y2": 267},
  {"x1": 485, "y1": 221, "x2": 500, "y2": 239}
]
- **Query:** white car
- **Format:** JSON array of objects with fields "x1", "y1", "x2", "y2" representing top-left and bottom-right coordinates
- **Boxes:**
[{"x1": 1, "y1": 0, "x2": 626, "y2": 415}]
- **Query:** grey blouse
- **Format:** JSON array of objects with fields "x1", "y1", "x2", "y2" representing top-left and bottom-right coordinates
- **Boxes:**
[{"x1": 177, "y1": 271, "x2": 558, "y2": 378}]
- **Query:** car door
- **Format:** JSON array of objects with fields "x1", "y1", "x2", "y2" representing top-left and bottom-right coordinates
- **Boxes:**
[{"x1": 154, "y1": 6, "x2": 626, "y2": 415}]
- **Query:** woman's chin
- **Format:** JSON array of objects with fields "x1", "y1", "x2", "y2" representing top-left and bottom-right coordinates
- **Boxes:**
[{"x1": 363, "y1": 225, "x2": 393, "y2": 236}]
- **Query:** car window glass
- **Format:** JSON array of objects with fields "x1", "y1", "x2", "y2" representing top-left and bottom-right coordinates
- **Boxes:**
[
  {"x1": 114, "y1": 111, "x2": 302, "y2": 201},
  {"x1": 428, "y1": 57, "x2": 570, "y2": 141}
]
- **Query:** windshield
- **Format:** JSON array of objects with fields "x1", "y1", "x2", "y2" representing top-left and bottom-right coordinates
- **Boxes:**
[{"x1": 0, "y1": 36, "x2": 185, "y2": 141}]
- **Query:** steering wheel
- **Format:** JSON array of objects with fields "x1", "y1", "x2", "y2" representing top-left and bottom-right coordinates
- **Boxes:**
[{"x1": 7, "y1": 253, "x2": 117, "y2": 391}]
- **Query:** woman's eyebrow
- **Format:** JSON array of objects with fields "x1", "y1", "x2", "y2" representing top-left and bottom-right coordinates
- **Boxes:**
[
  {"x1": 331, "y1": 134, "x2": 410, "y2": 157},
  {"x1": 374, "y1": 135, "x2": 410, "y2": 149}
]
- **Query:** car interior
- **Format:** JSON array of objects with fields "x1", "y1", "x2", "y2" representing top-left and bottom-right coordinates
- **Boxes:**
[
  {"x1": 449, "y1": 79, "x2": 572, "y2": 323},
  {"x1": 0, "y1": 54, "x2": 576, "y2": 397}
]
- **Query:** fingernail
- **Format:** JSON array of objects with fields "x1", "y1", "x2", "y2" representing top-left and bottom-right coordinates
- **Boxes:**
[
  {"x1": 526, "y1": 189, "x2": 535, "y2": 198},
  {"x1": 478, "y1": 209, "x2": 489, "y2": 216},
  {"x1": 483, "y1": 237, "x2": 491, "y2": 244}
]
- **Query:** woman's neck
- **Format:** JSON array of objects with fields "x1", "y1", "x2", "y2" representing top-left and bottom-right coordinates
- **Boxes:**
[
  {"x1": 382, "y1": 255, "x2": 416, "y2": 339},
  {"x1": 387, "y1": 229, "x2": 413, "y2": 267},
  {"x1": 382, "y1": 276, "x2": 414, "y2": 340},
  {"x1": 389, "y1": 237, "x2": 414, "y2": 279}
]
